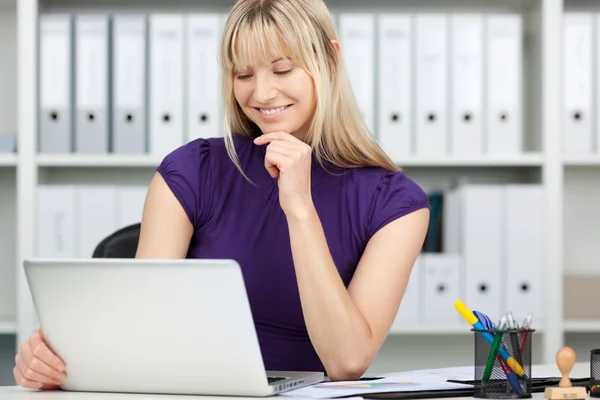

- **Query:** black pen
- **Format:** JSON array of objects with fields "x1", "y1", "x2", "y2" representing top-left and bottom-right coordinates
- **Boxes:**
[{"x1": 507, "y1": 312, "x2": 523, "y2": 367}]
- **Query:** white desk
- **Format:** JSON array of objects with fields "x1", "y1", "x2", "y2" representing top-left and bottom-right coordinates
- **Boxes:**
[{"x1": 0, "y1": 363, "x2": 591, "y2": 400}]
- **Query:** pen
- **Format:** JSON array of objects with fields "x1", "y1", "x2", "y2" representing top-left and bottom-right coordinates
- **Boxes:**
[
  {"x1": 454, "y1": 300, "x2": 528, "y2": 379},
  {"x1": 506, "y1": 312, "x2": 523, "y2": 368},
  {"x1": 519, "y1": 313, "x2": 533, "y2": 355},
  {"x1": 483, "y1": 315, "x2": 507, "y2": 383}
]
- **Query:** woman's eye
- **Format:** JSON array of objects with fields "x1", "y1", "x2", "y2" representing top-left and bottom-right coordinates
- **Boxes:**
[
  {"x1": 275, "y1": 70, "x2": 292, "y2": 76},
  {"x1": 236, "y1": 74, "x2": 252, "y2": 80}
]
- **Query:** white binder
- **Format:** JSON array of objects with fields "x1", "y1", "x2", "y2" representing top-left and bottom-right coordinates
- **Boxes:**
[
  {"x1": 422, "y1": 253, "x2": 462, "y2": 323},
  {"x1": 115, "y1": 186, "x2": 147, "y2": 229},
  {"x1": 563, "y1": 13, "x2": 594, "y2": 155},
  {"x1": 338, "y1": 13, "x2": 375, "y2": 133},
  {"x1": 377, "y1": 14, "x2": 413, "y2": 160},
  {"x1": 505, "y1": 185, "x2": 544, "y2": 323},
  {"x1": 39, "y1": 14, "x2": 73, "y2": 153},
  {"x1": 485, "y1": 14, "x2": 523, "y2": 155},
  {"x1": 450, "y1": 14, "x2": 483, "y2": 155},
  {"x1": 186, "y1": 14, "x2": 222, "y2": 140},
  {"x1": 76, "y1": 186, "x2": 118, "y2": 258},
  {"x1": 415, "y1": 14, "x2": 448, "y2": 156},
  {"x1": 393, "y1": 255, "x2": 422, "y2": 324},
  {"x1": 36, "y1": 185, "x2": 77, "y2": 257},
  {"x1": 75, "y1": 14, "x2": 109, "y2": 153},
  {"x1": 112, "y1": 15, "x2": 147, "y2": 154},
  {"x1": 149, "y1": 14, "x2": 185, "y2": 157},
  {"x1": 454, "y1": 184, "x2": 504, "y2": 322}
]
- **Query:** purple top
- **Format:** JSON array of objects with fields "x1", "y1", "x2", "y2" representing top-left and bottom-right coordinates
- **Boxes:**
[{"x1": 156, "y1": 134, "x2": 429, "y2": 373}]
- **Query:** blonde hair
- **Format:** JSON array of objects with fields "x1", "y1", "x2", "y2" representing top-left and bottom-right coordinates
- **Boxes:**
[{"x1": 219, "y1": 0, "x2": 399, "y2": 180}]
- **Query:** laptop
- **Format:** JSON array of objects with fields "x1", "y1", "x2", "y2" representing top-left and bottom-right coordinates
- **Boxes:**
[{"x1": 23, "y1": 258, "x2": 324, "y2": 396}]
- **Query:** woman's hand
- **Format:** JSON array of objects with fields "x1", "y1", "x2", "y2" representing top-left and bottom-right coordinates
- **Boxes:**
[
  {"x1": 14, "y1": 329, "x2": 67, "y2": 390},
  {"x1": 254, "y1": 131, "x2": 314, "y2": 217}
]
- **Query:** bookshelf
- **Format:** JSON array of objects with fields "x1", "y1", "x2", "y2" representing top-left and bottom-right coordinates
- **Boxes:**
[
  {"x1": 6, "y1": 0, "x2": 575, "y2": 374},
  {"x1": 0, "y1": 0, "x2": 17, "y2": 343}
]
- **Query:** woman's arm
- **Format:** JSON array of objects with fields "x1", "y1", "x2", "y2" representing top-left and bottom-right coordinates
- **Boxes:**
[
  {"x1": 135, "y1": 172, "x2": 194, "y2": 258},
  {"x1": 287, "y1": 206, "x2": 429, "y2": 382}
]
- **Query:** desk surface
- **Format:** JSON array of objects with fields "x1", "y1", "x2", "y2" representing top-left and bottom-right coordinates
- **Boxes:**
[{"x1": 0, "y1": 363, "x2": 591, "y2": 400}]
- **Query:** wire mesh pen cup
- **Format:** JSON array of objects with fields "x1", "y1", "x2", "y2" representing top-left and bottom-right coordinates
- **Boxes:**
[
  {"x1": 590, "y1": 349, "x2": 600, "y2": 397},
  {"x1": 472, "y1": 328, "x2": 534, "y2": 399}
]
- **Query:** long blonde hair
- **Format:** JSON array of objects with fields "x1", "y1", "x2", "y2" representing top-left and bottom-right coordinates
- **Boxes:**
[{"x1": 220, "y1": 0, "x2": 399, "y2": 179}]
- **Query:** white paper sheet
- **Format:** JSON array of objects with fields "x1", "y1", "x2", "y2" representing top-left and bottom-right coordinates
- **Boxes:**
[{"x1": 281, "y1": 377, "x2": 473, "y2": 399}]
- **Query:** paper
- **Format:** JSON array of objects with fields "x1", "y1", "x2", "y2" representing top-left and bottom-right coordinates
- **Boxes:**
[
  {"x1": 379, "y1": 365, "x2": 474, "y2": 381},
  {"x1": 282, "y1": 377, "x2": 473, "y2": 399}
]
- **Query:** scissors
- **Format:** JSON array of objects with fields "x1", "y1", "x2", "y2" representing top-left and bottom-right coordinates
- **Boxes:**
[{"x1": 474, "y1": 310, "x2": 521, "y2": 394}]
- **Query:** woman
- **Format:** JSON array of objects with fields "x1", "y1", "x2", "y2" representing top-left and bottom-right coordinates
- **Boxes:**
[{"x1": 14, "y1": 0, "x2": 429, "y2": 389}]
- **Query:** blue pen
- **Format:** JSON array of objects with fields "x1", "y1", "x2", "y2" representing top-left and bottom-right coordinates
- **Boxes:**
[{"x1": 454, "y1": 300, "x2": 528, "y2": 379}]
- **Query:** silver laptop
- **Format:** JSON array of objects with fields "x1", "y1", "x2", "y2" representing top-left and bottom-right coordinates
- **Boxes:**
[{"x1": 23, "y1": 258, "x2": 324, "y2": 396}]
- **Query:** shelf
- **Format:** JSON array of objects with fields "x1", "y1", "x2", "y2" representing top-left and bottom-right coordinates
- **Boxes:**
[
  {"x1": 37, "y1": 154, "x2": 163, "y2": 168},
  {"x1": 397, "y1": 153, "x2": 543, "y2": 167},
  {"x1": 0, "y1": 154, "x2": 16, "y2": 167},
  {"x1": 564, "y1": 155, "x2": 600, "y2": 166},
  {"x1": 0, "y1": 319, "x2": 16, "y2": 335},
  {"x1": 564, "y1": 319, "x2": 600, "y2": 333}
]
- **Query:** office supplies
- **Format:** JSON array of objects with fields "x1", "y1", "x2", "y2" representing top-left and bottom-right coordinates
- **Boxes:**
[
  {"x1": 75, "y1": 14, "x2": 109, "y2": 153},
  {"x1": 186, "y1": 13, "x2": 222, "y2": 140},
  {"x1": 520, "y1": 313, "x2": 533, "y2": 355},
  {"x1": 414, "y1": 13, "x2": 448, "y2": 156},
  {"x1": 377, "y1": 14, "x2": 412, "y2": 160},
  {"x1": 485, "y1": 14, "x2": 523, "y2": 155},
  {"x1": 112, "y1": 14, "x2": 147, "y2": 154},
  {"x1": 339, "y1": 13, "x2": 376, "y2": 133},
  {"x1": 23, "y1": 259, "x2": 323, "y2": 396},
  {"x1": 454, "y1": 300, "x2": 527, "y2": 379},
  {"x1": 544, "y1": 347, "x2": 587, "y2": 400},
  {"x1": 149, "y1": 14, "x2": 185, "y2": 157},
  {"x1": 563, "y1": 13, "x2": 594, "y2": 155},
  {"x1": 589, "y1": 349, "x2": 600, "y2": 398},
  {"x1": 506, "y1": 185, "x2": 544, "y2": 323},
  {"x1": 446, "y1": 185, "x2": 503, "y2": 322},
  {"x1": 39, "y1": 13, "x2": 73, "y2": 153},
  {"x1": 449, "y1": 13, "x2": 483, "y2": 156},
  {"x1": 476, "y1": 312, "x2": 521, "y2": 394},
  {"x1": 423, "y1": 254, "x2": 461, "y2": 323},
  {"x1": 483, "y1": 314, "x2": 506, "y2": 383},
  {"x1": 282, "y1": 376, "x2": 473, "y2": 399},
  {"x1": 506, "y1": 312, "x2": 524, "y2": 369}
]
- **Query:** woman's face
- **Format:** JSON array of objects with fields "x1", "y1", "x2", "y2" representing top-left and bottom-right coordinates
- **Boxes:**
[{"x1": 232, "y1": 46, "x2": 316, "y2": 141}]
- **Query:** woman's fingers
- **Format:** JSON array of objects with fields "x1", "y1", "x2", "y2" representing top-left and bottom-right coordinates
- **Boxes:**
[
  {"x1": 29, "y1": 331, "x2": 67, "y2": 374},
  {"x1": 13, "y1": 360, "x2": 60, "y2": 390},
  {"x1": 17, "y1": 341, "x2": 66, "y2": 385}
]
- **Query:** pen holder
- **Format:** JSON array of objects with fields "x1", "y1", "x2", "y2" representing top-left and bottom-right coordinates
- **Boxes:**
[
  {"x1": 590, "y1": 349, "x2": 600, "y2": 397},
  {"x1": 472, "y1": 328, "x2": 534, "y2": 399}
]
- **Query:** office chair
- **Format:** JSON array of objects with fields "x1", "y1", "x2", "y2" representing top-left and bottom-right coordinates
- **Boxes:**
[{"x1": 92, "y1": 223, "x2": 141, "y2": 258}]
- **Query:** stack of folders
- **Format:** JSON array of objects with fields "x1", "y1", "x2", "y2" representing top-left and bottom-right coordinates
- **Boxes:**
[
  {"x1": 39, "y1": 12, "x2": 523, "y2": 160},
  {"x1": 39, "y1": 13, "x2": 228, "y2": 157},
  {"x1": 563, "y1": 12, "x2": 600, "y2": 155},
  {"x1": 338, "y1": 13, "x2": 523, "y2": 160},
  {"x1": 36, "y1": 185, "x2": 147, "y2": 259},
  {"x1": 393, "y1": 183, "x2": 544, "y2": 328}
]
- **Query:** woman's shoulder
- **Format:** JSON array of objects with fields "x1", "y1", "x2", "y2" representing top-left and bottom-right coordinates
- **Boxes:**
[
  {"x1": 347, "y1": 167, "x2": 430, "y2": 237},
  {"x1": 157, "y1": 135, "x2": 254, "y2": 175}
]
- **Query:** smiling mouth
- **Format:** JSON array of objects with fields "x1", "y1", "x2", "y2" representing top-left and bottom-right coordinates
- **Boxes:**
[{"x1": 255, "y1": 104, "x2": 293, "y2": 116}]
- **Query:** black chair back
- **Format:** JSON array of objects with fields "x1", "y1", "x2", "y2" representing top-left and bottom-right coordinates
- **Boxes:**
[{"x1": 92, "y1": 223, "x2": 141, "y2": 258}]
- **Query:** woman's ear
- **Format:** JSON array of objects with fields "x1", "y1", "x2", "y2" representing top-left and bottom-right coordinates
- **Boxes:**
[{"x1": 330, "y1": 39, "x2": 340, "y2": 57}]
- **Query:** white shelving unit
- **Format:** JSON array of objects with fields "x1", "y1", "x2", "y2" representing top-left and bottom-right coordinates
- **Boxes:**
[
  {"x1": 9, "y1": 0, "x2": 594, "y2": 373},
  {"x1": 0, "y1": 0, "x2": 18, "y2": 339}
]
